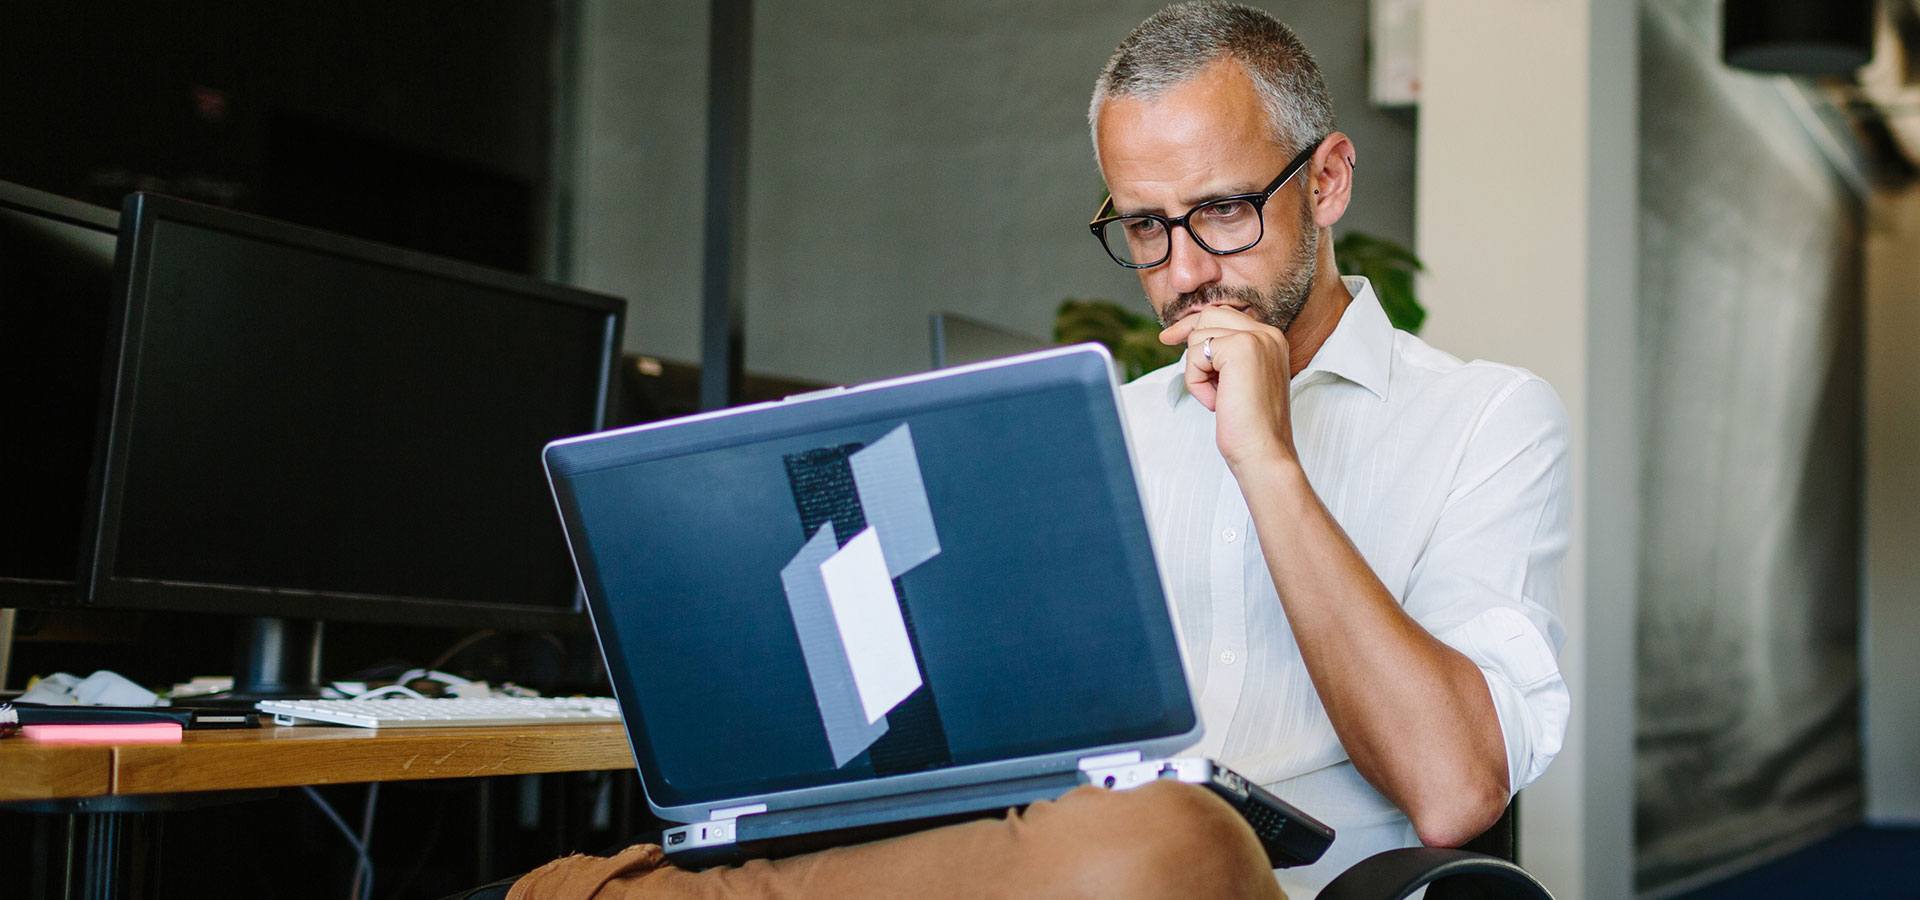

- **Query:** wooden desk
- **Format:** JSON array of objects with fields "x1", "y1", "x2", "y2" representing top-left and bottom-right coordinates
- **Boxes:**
[
  {"x1": 117, "y1": 722, "x2": 633, "y2": 794},
  {"x1": 0, "y1": 741, "x2": 115, "y2": 802},
  {"x1": 1, "y1": 721, "x2": 634, "y2": 801},
  {"x1": 4, "y1": 722, "x2": 637, "y2": 899}
]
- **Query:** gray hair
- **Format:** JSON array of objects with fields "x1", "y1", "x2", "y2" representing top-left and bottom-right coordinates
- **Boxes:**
[{"x1": 1089, "y1": 2, "x2": 1334, "y2": 165}]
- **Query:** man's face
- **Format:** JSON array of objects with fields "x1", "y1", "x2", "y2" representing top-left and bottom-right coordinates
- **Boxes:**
[{"x1": 1095, "y1": 59, "x2": 1318, "y2": 331}]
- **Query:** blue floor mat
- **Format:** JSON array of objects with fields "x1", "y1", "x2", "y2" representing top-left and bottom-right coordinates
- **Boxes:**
[{"x1": 1676, "y1": 825, "x2": 1920, "y2": 899}]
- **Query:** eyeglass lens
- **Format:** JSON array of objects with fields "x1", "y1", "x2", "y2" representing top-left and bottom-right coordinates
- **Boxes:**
[{"x1": 1099, "y1": 197, "x2": 1264, "y2": 266}]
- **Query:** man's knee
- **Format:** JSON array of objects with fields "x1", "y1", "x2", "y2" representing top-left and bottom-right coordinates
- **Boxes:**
[
  {"x1": 1119, "y1": 781, "x2": 1274, "y2": 880},
  {"x1": 1044, "y1": 781, "x2": 1281, "y2": 899}
]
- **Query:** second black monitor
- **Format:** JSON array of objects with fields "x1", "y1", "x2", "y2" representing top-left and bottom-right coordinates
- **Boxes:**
[
  {"x1": 84, "y1": 193, "x2": 624, "y2": 629},
  {"x1": 0, "y1": 181, "x2": 118, "y2": 601}
]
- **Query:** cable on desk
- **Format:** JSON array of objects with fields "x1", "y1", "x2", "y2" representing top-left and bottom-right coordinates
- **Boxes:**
[
  {"x1": 304, "y1": 785, "x2": 376, "y2": 900},
  {"x1": 426, "y1": 629, "x2": 500, "y2": 671},
  {"x1": 348, "y1": 683, "x2": 431, "y2": 702}
]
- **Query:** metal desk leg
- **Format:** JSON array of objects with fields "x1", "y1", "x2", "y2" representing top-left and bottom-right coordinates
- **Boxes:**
[
  {"x1": 9, "y1": 790, "x2": 275, "y2": 900},
  {"x1": 80, "y1": 812, "x2": 122, "y2": 900}
]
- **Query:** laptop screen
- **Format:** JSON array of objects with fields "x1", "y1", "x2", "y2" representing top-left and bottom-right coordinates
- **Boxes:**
[{"x1": 549, "y1": 350, "x2": 1194, "y2": 811}]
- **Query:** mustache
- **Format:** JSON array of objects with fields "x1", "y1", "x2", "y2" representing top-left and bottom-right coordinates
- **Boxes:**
[{"x1": 1157, "y1": 284, "x2": 1266, "y2": 327}]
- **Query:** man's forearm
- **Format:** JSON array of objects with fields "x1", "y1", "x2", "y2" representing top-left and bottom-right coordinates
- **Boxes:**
[{"x1": 1232, "y1": 453, "x2": 1509, "y2": 848}]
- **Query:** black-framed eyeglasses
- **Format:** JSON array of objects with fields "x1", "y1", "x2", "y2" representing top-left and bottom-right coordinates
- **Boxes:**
[{"x1": 1088, "y1": 138, "x2": 1321, "y2": 269}]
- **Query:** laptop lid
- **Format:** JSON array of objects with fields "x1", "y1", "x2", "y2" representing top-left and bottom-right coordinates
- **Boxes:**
[{"x1": 544, "y1": 345, "x2": 1200, "y2": 822}]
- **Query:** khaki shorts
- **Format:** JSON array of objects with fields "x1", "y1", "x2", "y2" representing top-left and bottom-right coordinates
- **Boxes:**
[{"x1": 509, "y1": 780, "x2": 1285, "y2": 900}]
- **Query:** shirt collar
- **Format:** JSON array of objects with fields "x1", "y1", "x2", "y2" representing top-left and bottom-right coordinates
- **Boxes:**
[{"x1": 1163, "y1": 275, "x2": 1394, "y2": 408}]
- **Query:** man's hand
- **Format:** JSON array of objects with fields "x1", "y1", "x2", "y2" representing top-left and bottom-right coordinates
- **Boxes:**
[{"x1": 1159, "y1": 307, "x2": 1297, "y2": 470}]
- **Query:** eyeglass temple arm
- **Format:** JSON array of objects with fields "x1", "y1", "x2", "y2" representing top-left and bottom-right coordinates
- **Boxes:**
[{"x1": 1090, "y1": 194, "x2": 1115, "y2": 226}]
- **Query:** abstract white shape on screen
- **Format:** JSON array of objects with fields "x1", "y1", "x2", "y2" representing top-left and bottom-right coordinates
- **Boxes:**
[
  {"x1": 818, "y1": 527, "x2": 924, "y2": 724},
  {"x1": 781, "y1": 522, "x2": 889, "y2": 767}
]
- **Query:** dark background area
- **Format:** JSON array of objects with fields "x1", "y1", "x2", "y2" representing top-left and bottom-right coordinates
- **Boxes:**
[
  {"x1": 0, "y1": 1, "x2": 554, "y2": 273},
  {"x1": 0, "y1": 3, "x2": 666, "y2": 897}
]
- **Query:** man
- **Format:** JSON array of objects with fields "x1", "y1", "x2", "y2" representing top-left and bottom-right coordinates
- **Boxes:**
[
  {"x1": 1089, "y1": 2, "x2": 1570, "y2": 893},
  {"x1": 507, "y1": 4, "x2": 1566, "y2": 897}
]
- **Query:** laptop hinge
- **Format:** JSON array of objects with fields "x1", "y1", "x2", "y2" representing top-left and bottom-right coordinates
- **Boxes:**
[
  {"x1": 1077, "y1": 750, "x2": 1143, "y2": 771},
  {"x1": 709, "y1": 803, "x2": 767, "y2": 821}
]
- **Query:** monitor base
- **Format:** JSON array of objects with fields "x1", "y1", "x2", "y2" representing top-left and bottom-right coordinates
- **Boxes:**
[{"x1": 227, "y1": 615, "x2": 324, "y2": 700}]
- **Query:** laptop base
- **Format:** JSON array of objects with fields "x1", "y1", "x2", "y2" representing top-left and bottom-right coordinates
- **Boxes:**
[
  {"x1": 664, "y1": 758, "x2": 1332, "y2": 871},
  {"x1": 665, "y1": 768, "x2": 1084, "y2": 869}
]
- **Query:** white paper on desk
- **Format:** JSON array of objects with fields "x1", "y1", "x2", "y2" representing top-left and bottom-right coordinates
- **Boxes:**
[
  {"x1": 819, "y1": 527, "x2": 923, "y2": 725},
  {"x1": 16, "y1": 672, "x2": 82, "y2": 705}
]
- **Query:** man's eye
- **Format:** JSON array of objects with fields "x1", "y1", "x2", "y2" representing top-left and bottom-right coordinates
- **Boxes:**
[
  {"x1": 1202, "y1": 200, "x2": 1254, "y2": 221},
  {"x1": 1124, "y1": 218, "x2": 1164, "y2": 236}
]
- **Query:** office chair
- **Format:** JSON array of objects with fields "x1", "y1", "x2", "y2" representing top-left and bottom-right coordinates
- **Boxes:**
[
  {"x1": 1319, "y1": 848, "x2": 1549, "y2": 899},
  {"x1": 1318, "y1": 802, "x2": 1554, "y2": 899}
]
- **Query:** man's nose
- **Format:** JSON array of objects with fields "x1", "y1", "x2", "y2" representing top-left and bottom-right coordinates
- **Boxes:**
[{"x1": 1160, "y1": 225, "x2": 1221, "y2": 296}]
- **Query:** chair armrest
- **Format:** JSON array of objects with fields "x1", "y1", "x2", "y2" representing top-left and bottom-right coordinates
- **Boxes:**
[{"x1": 1315, "y1": 847, "x2": 1553, "y2": 900}]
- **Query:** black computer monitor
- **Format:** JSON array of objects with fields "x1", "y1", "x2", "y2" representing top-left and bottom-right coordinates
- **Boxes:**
[
  {"x1": 928, "y1": 312, "x2": 1050, "y2": 370},
  {"x1": 0, "y1": 182, "x2": 119, "y2": 608},
  {"x1": 81, "y1": 193, "x2": 623, "y2": 693}
]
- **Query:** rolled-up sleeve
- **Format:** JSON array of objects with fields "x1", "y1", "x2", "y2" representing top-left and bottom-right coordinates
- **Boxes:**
[{"x1": 1404, "y1": 375, "x2": 1573, "y2": 795}]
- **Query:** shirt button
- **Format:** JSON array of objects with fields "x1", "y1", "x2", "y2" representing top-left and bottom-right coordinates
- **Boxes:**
[
  {"x1": 1222, "y1": 528, "x2": 1238, "y2": 542},
  {"x1": 1219, "y1": 649, "x2": 1238, "y2": 665}
]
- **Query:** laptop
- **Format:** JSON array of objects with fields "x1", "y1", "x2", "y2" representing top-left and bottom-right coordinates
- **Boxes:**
[{"x1": 542, "y1": 344, "x2": 1333, "y2": 869}]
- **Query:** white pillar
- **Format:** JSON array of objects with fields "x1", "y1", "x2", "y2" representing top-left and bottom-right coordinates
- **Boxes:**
[
  {"x1": 1865, "y1": 185, "x2": 1920, "y2": 824},
  {"x1": 1415, "y1": 3, "x2": 1638, "y2": 898}
]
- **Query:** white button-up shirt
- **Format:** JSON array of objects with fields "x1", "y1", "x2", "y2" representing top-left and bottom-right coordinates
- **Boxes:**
[{"x1": 1120, "y1": 277, "x2": 1572, "y2": 894}]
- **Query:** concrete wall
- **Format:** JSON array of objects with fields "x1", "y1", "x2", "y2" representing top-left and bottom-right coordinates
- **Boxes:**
[
  {"x1": 566, "y1": 0, "x2": 1416, "y2": 385},
  {"x1": 1865, "y1": 185, "x2": 1920, "y2": 824},
  {"x1": 569, "y1": 0, "x2": 711, "y2": 359},
  {"x1": 1415, "y1": 2, "x2": 1639, "y2": 898},
  {"x1": 1633, "y1": 2, "x2": 1865, "y2": 891}
]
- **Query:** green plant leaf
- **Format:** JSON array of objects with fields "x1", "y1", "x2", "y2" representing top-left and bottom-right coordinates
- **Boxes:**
[
  {"x1": 1053, "y1": 297, "x2": 1182, "y2": 380},
  {"x1": 1334, "y1": 230, "x2": 1427, "y2": 334}
]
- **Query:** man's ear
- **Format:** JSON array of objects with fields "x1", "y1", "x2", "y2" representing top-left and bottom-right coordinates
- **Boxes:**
[{"x1": 1308, "y1": 131, "x2": 1356, "y2": 229}]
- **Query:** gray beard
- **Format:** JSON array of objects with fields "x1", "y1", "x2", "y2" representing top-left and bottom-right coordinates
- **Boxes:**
[{"x1": 1153, "y1": 199, "x2": 1319, "y2": 332}]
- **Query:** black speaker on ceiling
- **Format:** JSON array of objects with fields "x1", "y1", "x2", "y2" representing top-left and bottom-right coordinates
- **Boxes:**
[{"x1": 1723, "y1": 0, "x2": 1875, "y2": 75}]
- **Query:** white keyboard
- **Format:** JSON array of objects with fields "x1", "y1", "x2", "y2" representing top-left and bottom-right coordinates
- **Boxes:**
[{"x1": 256, "y1": 696, "x2": 622, "y2": 729}]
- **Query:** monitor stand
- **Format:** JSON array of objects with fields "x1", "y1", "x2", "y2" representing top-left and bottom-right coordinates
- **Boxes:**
[
  {"x1": 0, "y1": 608, "x2": 15, "y2": 693},
  {"x1": 219, "y1": 615, "x2": 325, "y2": 702}
]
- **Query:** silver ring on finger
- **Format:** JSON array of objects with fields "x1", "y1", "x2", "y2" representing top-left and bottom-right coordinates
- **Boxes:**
[{"x1": 1202, "y1": 336, "x2": 1214, "y2": 361}]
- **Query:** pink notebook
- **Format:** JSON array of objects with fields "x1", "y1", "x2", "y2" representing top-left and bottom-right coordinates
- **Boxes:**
[{"x1": 20, "y1": 722, "x2": 184, "y2": 744}]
